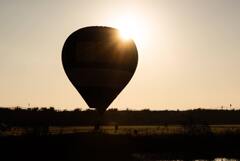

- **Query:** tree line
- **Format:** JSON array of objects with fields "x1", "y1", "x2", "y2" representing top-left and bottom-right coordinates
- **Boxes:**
[{"x1": 1, "y1": 107, "x2": 240, "y2": 126}]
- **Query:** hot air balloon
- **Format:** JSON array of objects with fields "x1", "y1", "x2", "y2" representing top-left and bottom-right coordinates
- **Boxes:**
[{"x1": 62, "y1": 26, "x2": 138, "y2": 116}]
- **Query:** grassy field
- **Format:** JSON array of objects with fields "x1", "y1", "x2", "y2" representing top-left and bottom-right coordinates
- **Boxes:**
[
  {"x1": 1, "y1": 130, "x2": 240, "y2": 161},
  {"x1": 2, "y1": 126, "x2": 240, "y2": 161},
  {"x1": 2, "y1": 125, "x2": 240, "y2": 136}
]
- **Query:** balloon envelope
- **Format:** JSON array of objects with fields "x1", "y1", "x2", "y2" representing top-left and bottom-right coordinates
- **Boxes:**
[{"x1": 62, "y1": 26, "x2": 138, "y2": 113}]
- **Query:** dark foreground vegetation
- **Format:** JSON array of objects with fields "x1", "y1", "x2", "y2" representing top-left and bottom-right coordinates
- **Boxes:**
[
  {"x1": 1, "y1": 132, "x2": 240, "y2": 161},
  {"x1": 1, "y1": 107, "x2": 240, "y2": 161}
]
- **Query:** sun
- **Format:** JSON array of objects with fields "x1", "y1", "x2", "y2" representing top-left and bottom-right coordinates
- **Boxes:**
[
  {"x1": 118, "y1": 27, "x2": 133, "y2": 41},
  {"x1": 110, "y1": 15, "x2": 146, "y2": 45}
]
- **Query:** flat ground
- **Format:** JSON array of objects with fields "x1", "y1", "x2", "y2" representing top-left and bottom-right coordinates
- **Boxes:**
[
  {"x1": 2, "y1": 125, "x2": 240, "y2": 136},
  {"x1": 1, "y1": 131, "x2": 240, "y2": 161}
]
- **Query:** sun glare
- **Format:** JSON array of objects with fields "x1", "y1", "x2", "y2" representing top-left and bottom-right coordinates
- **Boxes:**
[
  {"x1": 110, "y1": 15, "x2": 146, "y2": 45},
  {"x1": 119, "y1": 28, "x2": 132, "y2": 40}
]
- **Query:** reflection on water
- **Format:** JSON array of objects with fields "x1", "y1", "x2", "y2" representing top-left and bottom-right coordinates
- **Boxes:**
[
  {"x1": 131, "y1": 155, "x2": 239, "y2": 161},
  {"x1": 215, "y1": 159, "x2": 238, "y2": 161},
  {"x1": 140, "y1": 159, "x2": 239, "y2": 161}
]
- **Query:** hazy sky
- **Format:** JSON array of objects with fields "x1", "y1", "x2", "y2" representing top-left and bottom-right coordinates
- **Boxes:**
[{"x1": 1, "y1": 0, "x2": 240, "y2": 110}]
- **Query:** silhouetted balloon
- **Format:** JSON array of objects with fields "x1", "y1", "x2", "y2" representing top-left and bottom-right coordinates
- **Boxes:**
[{"x1": 62, "y1": 26, "x2": 138, "y2": 114}]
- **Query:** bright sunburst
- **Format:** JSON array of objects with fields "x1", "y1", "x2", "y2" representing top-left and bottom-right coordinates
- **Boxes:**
[
  {"x1": 111, "y1": 15, "x2": 146, "y2": 45},
  {"x1": 119, "y1": 28, "x2": 133, "y2": 41}
]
